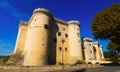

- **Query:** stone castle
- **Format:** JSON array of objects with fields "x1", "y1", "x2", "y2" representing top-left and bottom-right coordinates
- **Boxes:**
[{"x1": 7, "y1": 8, "x2": 104, "y2": 66}]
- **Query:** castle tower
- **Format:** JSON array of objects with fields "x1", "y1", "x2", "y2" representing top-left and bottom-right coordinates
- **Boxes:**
[
  {"x1": 83, "y1": 38, "x2": 95, "y2": 63},
  {"x1": 23, "y1": 8, "x2": 52, "y2": 66},
  {"x1": 68, "y1": 21, "x2": 83, "y2": 64},
  {"x1": 99, "y1": 45, "x2": 105, "y2": 61},
  {"x1": 13, "y1": 21, "x2": 28, "y2": 55},
  {"x1": 93, "y1": 42, "x2": 102, "y2": 61}
]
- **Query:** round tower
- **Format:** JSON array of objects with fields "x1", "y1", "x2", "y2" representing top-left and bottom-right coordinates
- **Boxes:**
[
  {"x1": 68, "y1": 20, "x2": 83, "y2": 64},
  {"x1": 13, "y1": 21, "x2": 28, "y2": 55},
  {"x1": 23, "y1": 8, "x2": 52, "y2": 66}
]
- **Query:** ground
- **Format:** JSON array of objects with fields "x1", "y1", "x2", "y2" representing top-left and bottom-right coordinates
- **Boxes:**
[
  {"x1": 0, "y1": 66, "x2": 120, "y2": 72},
  {"x1": 74, "y1": 66, "x2": 120, "y2": 72}
]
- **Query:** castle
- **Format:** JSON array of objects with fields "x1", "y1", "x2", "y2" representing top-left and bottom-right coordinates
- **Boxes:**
[{"x1": 8, "y1": 8, "x2": 104, "y2": 66}]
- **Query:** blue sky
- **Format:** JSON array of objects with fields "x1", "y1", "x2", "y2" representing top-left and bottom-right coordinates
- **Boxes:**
[{"x1": 0, "y1": 0, "x2": 119, "y2": 55}]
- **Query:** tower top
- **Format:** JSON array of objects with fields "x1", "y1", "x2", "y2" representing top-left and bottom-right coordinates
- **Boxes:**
[
  {"x1": 18, "y1": 21, "x2": 28, "y2": 29},
  {"x1": 54, "y1": 17, "x2": 68, "y2": 24},
  {"x1": 33, "y1": 8, "x2": 52, "y2": 15},
  {"x1": 68, "y1": 20, "x2": 80, "y2": 24},
  {"x1": 83, "y1": 37, "x2": 93, "y2": 42}
]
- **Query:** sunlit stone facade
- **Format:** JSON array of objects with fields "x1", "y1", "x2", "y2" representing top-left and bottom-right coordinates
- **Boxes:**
[
  {"x1": 11, "y1": 8, "x2": 104, "y2": 66},
  {"x1": 13, "y1": 8, "x2": 83, "y2": 66}
]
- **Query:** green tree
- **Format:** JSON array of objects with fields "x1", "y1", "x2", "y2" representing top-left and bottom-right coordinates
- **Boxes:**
[
  {"x1": 91, "y1": 3, "x2": 120, "y2": 63},
  {"x1": 91, "y1": 3, "x2": 120, "y2": 52}
]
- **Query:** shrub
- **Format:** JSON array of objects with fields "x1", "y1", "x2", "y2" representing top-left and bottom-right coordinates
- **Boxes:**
[
  {"x1": 59, "y1": 62, "x2": 64, "y2": 65},
  {"x1": 75, "y1": 60, "x2": 84, "y2": 64}
]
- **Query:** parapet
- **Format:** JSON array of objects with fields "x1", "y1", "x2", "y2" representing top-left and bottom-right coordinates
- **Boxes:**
[
  {"x1": 33, "y1": 8, "x2": 52, "y2": 15},
  {"x1": 83, "y1": 37, "x2": 93, "y2": 42},
  {"x1": 68, "y1": 20, "x2": 80, "y2": 26},
  {"x1": 93, "y1": 42, "x2": 101, "y2": 47},
  {"x1": 54, "y1": 17, "x2": 68, "y2": 24},
  {"x1": 18, "y1": 21, "x2": 28, "y2": 29}
]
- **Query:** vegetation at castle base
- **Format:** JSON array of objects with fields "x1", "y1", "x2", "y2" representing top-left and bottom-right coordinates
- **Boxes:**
[
  {"x1": 104, "y1": 51, "x2": 120, "y2": 63},
  {"x1": 75, "y1": 60, "x2": 84, "y2": 64},
  {"x1": 0, "y1": 55, "x2": 10, "y2": 65},
  {"x1": 6, "y1": 52, "x2": 23, "y2": 66},
  {"x1": 91, "y1": 3, "x2": 120, "y2": 63}
]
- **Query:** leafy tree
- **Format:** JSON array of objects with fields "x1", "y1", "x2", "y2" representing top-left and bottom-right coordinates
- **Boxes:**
[
  {"x1": 91, "y1": 3, "x2": 120, "y2": 63},
  {"x1": 91, "y1": 3, "x2": 120, "y2": 52}
]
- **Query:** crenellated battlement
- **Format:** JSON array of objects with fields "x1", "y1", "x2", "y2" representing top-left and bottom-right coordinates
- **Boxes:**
[
  {"x1": 83, "y1": 37, "x2": 93, "y2": 42},
  {"x1": 68, "y1": 20, "x2": 80, "y2": 24},
  {"x1": 33, "y1": 8, "x2": 52, "y2": 15},
  {"x1": 93, "y1": 42, "x2": 99, "y2": 44},
  {"x1": 54, "y1": 17, "x2": 68, "y2": 24},
  {"x1": 18, "y1": 21, "x2": 28, "y2": 29}
]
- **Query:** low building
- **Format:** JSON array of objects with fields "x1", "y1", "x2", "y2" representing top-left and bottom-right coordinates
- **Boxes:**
[{"x1": 83, "y1": 37, "x2": 105, "y2": 64}]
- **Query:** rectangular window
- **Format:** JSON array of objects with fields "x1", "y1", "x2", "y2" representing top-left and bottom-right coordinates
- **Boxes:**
[
  {"x1": 65, "y1": 34, "x2": 68, "y2": 38},
  {"x1": 59, "y1": 47, "x2": 62, "y2": 51},
  {"x1": 58, "y1": 32, "x2": 61, "y2": 36},
  {"x1": 44, "y1": 24, "x2": 48, "y2": 29},
  {"x1": 65, "y1": 48, "x2": 67, "y2": 51}
]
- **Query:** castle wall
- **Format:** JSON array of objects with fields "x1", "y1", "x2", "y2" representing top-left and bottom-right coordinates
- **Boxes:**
[
  {"x1": 55, "y1": 22, "x2": 70, "y2": 65},
  {"x1": 93, "y1": 42, "x2": 101, "y2": 61},
  {"x1": 23, "y1": 9, "x2": 51, "y2": 66},
  {"x1": 68, "y1": 21, "x2": 83, "y2": 64},
  {"x1": 13, "y1": 22, "x2": 28, "y2": 55}
]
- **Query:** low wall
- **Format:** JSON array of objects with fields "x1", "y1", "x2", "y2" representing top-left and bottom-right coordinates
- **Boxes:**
[{"x1": 0, "y1": 64, "x2": 103, "y2": 72}]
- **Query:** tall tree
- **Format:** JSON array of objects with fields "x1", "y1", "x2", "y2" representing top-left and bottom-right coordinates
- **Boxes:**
[{"x1": 91, "y1": 3, "x2": 120, "y2": 53}]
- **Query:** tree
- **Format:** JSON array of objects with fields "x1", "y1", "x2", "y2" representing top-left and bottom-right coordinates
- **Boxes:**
[
  {"x1": 91, "y1": 3, "x2": 120, "y2": 63},
  {"x1": 91, "y1": 3, "x2": 120, "y2": 52}
]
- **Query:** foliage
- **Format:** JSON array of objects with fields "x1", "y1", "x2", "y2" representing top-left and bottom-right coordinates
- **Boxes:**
[
  {"x1": 104, "y1": 51, "x2": 119, "y2": 63},
  {"x1": 107, "y1": 41, "x2": 120, "y2": 52},
  {"x1": 5, "y1": 51, "x2": 23, "y2": 65},
  {"x1": 104, "y1": 51, "x2": 112, "y2": 58},
  {"x1": 91, "y1": 3, "x2": 120, "y2": 42},
  {"x1": 75, "y1": 60, "x2": 84, "y2": 64},
  {"x1": 3, "y1": 56, "x2": 10, "y2": 64},
  {"x1": 59, "y1": 62, "x2": 64, "y2": 65},
  {"x1": 0, "y1": 56, "x2": 10, "y2": 65},
  {"x1": 91, "y1": 3, "x2": 120, "y2": 55}
]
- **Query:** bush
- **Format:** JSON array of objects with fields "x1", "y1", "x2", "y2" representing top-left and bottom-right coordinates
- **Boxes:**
[
  {"x1": 59, "y1": 62, "x2": 64, "y2": 65},
  {"x1": 110, "y1": 56, "x2": 119, "y2": 64},
  {"x1": 75, "y1": 60, "x2": 84, "y2": 64}
]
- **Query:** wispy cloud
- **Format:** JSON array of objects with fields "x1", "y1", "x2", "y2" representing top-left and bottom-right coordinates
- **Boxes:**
[{"x1": 0, "y1": 0, "x2": 28, "y2": 21}]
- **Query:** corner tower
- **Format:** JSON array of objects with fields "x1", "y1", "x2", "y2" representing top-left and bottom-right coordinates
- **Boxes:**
[
  {"x1": 23, "y1": 8, "x2": 52, "y2": 66},
  {"x1": 13, "y1": 21, "x2": 28, "y2": 55},
  {"x1": 68, "y1": 20, "x2": 83, "y2": 64}
]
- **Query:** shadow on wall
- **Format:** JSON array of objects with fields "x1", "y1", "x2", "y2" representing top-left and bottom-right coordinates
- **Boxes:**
[{"x1": 48, "y1": 18, "x2": 58, "y2": 65}]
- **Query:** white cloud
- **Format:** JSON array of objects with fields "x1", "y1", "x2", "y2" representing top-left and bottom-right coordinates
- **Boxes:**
[{"x1": 0, "y1": 0, "x2": 28, "y2": 21}]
